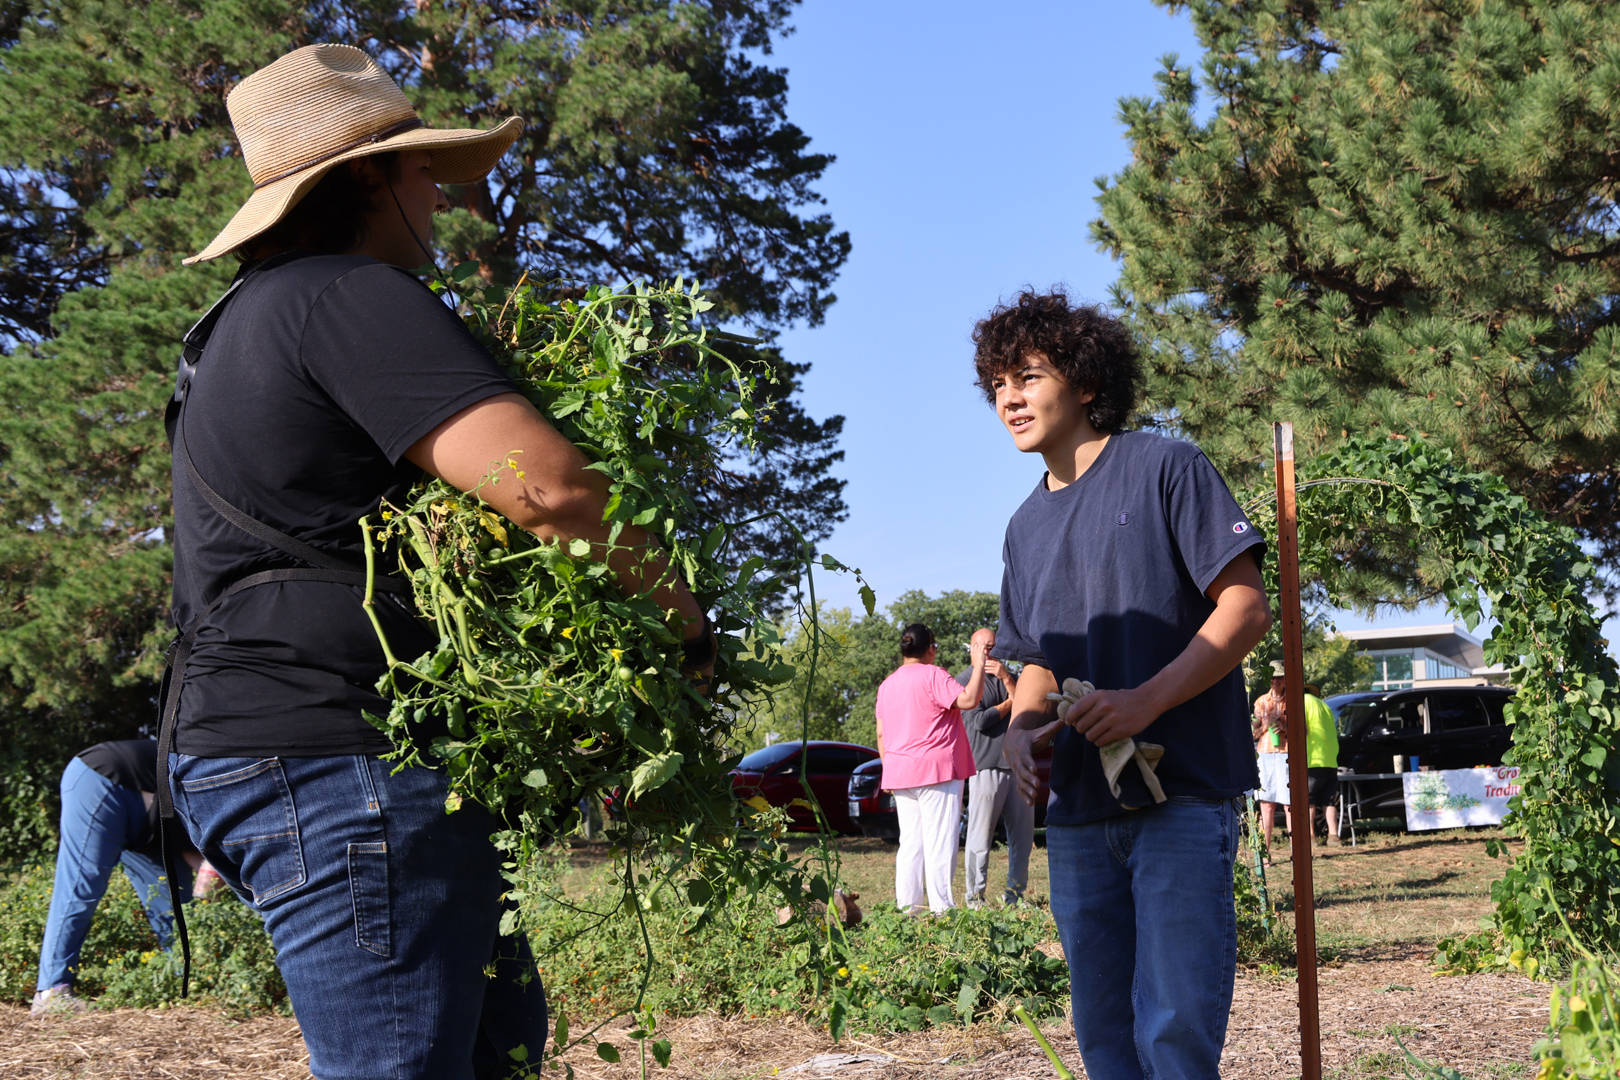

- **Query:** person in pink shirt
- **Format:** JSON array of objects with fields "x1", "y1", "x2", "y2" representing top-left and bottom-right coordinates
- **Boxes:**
[{"x1": 875, "y1": 623, "x2": 985, "y2": 913}]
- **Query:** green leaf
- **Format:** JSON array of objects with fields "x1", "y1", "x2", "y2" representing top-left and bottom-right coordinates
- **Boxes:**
[
  {"x1": 553, "y1": 1012, "x2": 570, "y2": 1052},
  {"x1": 652, "y1": 1039, "x2": 672, "y2": 1068},
  {"x1": 956, "y1": 978, "x2": 979, "y2": 1021},
  {"x1": 452, "y1": 260, "x2": 483, "y2": 282},
  {"x1": 508, "y1": 1043, "x2": 529, "y2": 1062},
  {"x1": 629, "y1": 752, "x2": 685, "y2": 797},
  {"x1": 596, "y1": 1043, "x2": 620, "y2": 1063},
  {"x1": 568, "y1": 538, "x2": 591, "y2": 558},
  {"x1": 828, "y1": 997, "x2": 848, "y2": 1043}
]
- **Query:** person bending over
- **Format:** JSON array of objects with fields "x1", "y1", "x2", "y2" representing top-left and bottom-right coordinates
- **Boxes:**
[
  {"x1": 977, "y1": 290, "x2": 1272, "y2": 1080},
  {"x1": 34, "y1": 740, "x2": 219, "y2": 1016}
]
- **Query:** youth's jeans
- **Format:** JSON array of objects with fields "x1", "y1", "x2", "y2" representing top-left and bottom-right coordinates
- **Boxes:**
[
  {"x1": 1047, "y1": 796, "x2": 1240, "y2": 1080},
  {"x1": 171, "y1": 753, "x2": 547, "y2": 1080},
  {"x1": 37, "y1": 757, "x2": 193, "y2": 990}
]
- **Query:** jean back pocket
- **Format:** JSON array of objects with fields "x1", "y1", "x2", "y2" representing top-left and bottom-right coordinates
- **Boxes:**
[{"x1": 178, "y1": 758, "x2": 307, "y2": 906}]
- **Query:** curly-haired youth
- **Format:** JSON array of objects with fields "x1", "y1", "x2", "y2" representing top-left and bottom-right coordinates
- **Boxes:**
[{"x1": 971, "y1": 289, "x2": 1143, "y2": 433}]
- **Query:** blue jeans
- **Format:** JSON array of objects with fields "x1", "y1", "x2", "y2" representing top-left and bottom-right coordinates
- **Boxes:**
[
  {"x1": 38, "y1": 757, "x2": 193, "y2": 991},
  {"x1": 1047, "y1": 796, "x2": 1240, "y2": 1080},
  {"x1": 171, "y1": 754, "x2": 547, "y2": 1080}
]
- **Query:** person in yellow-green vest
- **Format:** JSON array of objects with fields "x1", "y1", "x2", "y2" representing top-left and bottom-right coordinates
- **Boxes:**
[{"x1": 1302, "y1": 683, "x2": 1342, "y2": 846}]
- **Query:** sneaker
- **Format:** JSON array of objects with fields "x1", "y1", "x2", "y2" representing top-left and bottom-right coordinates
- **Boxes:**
[{"x1": 30, "y1": 984, "x2": 85, "y2": 1017}]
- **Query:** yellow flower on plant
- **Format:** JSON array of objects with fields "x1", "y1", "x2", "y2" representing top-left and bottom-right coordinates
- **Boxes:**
[
  {"x1": 837, "y1": 967, "x2": 849, "y2": 978},
  {"x1": 561, "y1": 627, "x2": 575, "y2": 639}
]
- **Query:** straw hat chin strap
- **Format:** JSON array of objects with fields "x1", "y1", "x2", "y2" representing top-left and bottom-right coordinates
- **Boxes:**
[{"x1": 384, "y1": 179, "x2": 437, "y2": 269}]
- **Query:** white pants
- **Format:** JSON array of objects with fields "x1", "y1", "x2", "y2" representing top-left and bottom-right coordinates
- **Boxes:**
[
  {"x1": 965, "y1": 767, "x2": 1034, "y2": 905},
  {"x1": 894, "y1": 779, "x2": 963, "y2": 913}
]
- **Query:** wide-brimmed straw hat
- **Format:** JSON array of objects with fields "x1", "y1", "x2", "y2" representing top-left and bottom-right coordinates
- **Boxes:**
[{"x1": 186, "y1": 44, "x2": 523, "y2": 264}]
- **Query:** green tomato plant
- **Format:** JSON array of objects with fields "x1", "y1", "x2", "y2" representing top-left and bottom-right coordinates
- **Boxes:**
[{"x1": 358, "y1": 267, "x2": 868, "y2": 1055}]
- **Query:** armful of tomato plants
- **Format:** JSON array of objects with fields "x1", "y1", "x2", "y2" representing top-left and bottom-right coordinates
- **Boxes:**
[{"x1": 360, "y1": 275, "x2": 805, "y2": 909}]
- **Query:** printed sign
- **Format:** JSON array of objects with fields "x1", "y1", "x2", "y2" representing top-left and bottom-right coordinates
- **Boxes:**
[{"x1": 1403, "y1": 766, "x2": 1520, "y2": 830}]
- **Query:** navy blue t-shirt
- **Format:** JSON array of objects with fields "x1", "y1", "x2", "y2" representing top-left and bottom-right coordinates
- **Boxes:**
[{"x1": 993, "y1": 431, "x2": 1266, "y2": 825}]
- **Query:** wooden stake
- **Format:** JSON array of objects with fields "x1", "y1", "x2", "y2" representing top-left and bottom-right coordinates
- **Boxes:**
[{"x1": 1274, "y1": 421, "x2": 1322, "y2": 1080}]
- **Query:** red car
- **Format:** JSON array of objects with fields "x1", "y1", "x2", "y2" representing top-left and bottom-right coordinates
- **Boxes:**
[
  {"x1": 730, "y1": 741, "x2": 879, "y2": 835},
  {"x1": 846, "y1": 751, "x2": 1053, "y2": 841}
]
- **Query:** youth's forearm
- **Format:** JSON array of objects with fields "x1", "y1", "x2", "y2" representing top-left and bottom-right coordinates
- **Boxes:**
[
  {"x1": 1009, "y1": 664, "x2": 1058, "y2": 729},
  {"x1": 1136, "y1": 588, "x2": 1271, "y2": 718}
]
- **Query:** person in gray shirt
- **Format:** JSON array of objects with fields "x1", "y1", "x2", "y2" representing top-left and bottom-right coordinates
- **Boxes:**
[{"x1": 958, "y1": 627, "x2": 1032, "y2": 906}]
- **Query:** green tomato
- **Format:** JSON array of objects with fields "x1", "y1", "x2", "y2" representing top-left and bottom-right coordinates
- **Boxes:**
[{"x1": 615, "y1": 666, "x2": 635, "y2": 683}]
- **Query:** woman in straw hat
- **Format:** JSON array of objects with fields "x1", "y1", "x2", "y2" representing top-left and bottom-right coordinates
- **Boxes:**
[{"x1": 164, "y1": 44, "x2": 714, "y2": 1077}]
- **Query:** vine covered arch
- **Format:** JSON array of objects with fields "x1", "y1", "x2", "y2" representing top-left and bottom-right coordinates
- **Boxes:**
[{"x1": 1243, "y1": 436, "x2": 1620, "y2": 963}]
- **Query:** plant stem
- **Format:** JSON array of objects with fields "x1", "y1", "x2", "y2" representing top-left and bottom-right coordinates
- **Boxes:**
[{"x1": 1014, "y1": 1005, "x2": 1076, "y2": 1080}]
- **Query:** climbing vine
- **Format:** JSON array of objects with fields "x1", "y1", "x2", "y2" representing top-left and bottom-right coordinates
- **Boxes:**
[{"x1": 1241, "y1": 436, "x2": 1620, "y2": 965}]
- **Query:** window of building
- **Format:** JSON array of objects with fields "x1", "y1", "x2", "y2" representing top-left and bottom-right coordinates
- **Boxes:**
[
  {"x1": 1367, "y1": 650, "x2": 1414, "y2": 691},
  {"x1": 1420, "y1": 651, "x2": 1465, "y2": 681}
]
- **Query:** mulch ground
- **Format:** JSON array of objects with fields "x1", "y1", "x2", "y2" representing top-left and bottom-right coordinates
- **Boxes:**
[{"x1": 0, "y1": 948, "x2": 1543, "y2": 1078}]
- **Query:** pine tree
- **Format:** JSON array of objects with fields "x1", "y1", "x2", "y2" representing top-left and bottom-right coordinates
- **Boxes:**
[
  {"x1": 0, "y1": 0, "x2": 847, "y2": 855},
  {"x1": 1093, "y1": 0, "x2": 1620, "y2": 588}
]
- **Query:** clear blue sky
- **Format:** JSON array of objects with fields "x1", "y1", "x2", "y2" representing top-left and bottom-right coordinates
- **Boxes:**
[{"x1": 762, "y1": 0, "x2": 1620, "y2": 652}]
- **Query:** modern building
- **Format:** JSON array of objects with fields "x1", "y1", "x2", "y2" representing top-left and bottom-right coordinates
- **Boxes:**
[{"x1": 1333, "y1": 624, "x2": 1509, "y2": 690}]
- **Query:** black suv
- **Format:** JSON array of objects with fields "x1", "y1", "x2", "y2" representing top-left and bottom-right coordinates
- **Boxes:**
[{"x1": 1328, "y1": 685, "x2": 1516, "y2": 823}]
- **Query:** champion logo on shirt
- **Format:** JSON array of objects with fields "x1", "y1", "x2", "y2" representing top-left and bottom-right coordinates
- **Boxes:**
[
  {"x1": 1116, "y1": 512, "x2": 1130, "y2": 525},
  {"x1": 1232, "y1": 521, "x2": 1251, "y2": 534}
]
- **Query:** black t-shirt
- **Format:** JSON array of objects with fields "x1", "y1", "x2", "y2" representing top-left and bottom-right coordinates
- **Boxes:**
[
  {"x1": 993, "y1": 431, "x2": 1267, "y2": 825},
  {"x1": 171, "y1": 254, "x2": 517, "y2": 756},
  {"x1": 77, "y1": 739, "x2": 195, "y2": 856}
]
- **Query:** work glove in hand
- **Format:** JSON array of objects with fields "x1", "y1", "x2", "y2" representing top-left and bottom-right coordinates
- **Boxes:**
[{"x1": 1047, "y1": 677, "x2": 1168, "y2": 810}]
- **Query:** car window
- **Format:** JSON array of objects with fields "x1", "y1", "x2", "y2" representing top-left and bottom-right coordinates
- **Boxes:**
[
  {"x1": 1429, "y1": 694, "x2": 1487, "y2": 731},
  {"x1": 805, "y1": 748, "x2": 850, "y2": 773},
  {"x1": 1385, "y1": 697, "x2": 1426, "y2": 731},
  {"x1": 1482, "y1": 695, "x2": 1510, "y2": 725},
  {"x1": 810, "y1": 747, "x2": 874, "y2": 773},
  {"x1": 736, "y1": 744, "x2": 803, "y2": 771},
  {"x1": 1333, "y1": 699, "x2": 1383, "y2": 737}
]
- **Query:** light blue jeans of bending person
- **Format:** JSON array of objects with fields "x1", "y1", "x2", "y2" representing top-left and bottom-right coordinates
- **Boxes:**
[
  {"x1": 1047, "y1": 796, "x2": 1240, "y2": 1080},
  {"x1": 38, "y1": 757, "x2": 193, "y2": 991}
]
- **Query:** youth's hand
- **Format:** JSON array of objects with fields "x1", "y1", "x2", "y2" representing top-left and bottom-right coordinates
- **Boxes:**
[
  {"x1": 1004, "y1": 719, "x2": 1063, "y2": 805},
  {"x1": 1065, "y1": 687, "x2": 1162, "y2": 746}
]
